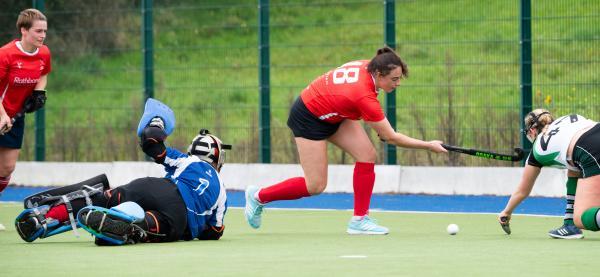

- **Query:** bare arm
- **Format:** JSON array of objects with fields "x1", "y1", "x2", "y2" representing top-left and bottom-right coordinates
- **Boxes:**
[
  {"x1": 366, "y1": 118, "x2": 447, "y2": 153},
  {"x1": 499, "y1": 165, "x2": 542, "y2": 221},
  {"x1": 35, "y1": 74, "x2": 48, "y2": 90},
  {"x1": 0, "y1": 55, "x2": 10, "y2": 131},
  {"x1": 0, "y1": 98, "x2": 11, "y2": 134}
]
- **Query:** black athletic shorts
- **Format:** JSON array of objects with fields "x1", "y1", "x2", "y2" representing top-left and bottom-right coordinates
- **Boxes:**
[
  {"x1": 0, "y1": 115, "x2": 25, "y2": 149},
  {"x1": 287, "y1": 97, "x2": 341, "y2": 140},
  {"x1": 109, "y1": 177, "x2": 189, "y2": 242},
  {"x1": 572, "y1": 123, "x2": 600, "y2": 178}
]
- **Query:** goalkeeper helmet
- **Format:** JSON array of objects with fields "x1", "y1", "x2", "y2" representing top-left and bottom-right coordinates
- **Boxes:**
[{"x1": 187, "y1": 129, "x2": 232, "y2": 171}]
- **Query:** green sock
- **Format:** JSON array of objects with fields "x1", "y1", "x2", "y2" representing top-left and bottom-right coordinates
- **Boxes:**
[
  {"x1": 582, "y1": 207, "x2": 600, "y2": 231},
  {"x1": 564, "y1": 177, "x2": 577, "y2": 225}
]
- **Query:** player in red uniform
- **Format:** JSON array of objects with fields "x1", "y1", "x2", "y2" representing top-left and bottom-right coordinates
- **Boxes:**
[
  {"x1": 245, "y1": 47, "x2": 447, "y2": 234},
  {"x1": 0, "y1": 9, "x2": 51, "y2": 193}
]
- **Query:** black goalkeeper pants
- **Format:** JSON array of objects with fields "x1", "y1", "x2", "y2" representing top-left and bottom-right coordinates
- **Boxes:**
[{"x1": 105, "y1": 177, "x2": 189, "y2": 242}]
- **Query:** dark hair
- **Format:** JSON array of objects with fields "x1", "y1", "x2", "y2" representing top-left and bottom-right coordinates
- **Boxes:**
[
  {"x1": 16, "y1": 9, "x2": 46, "y2": 31},
  {"x1": 367, "y1": 46, "x2": 408, "y2": 78}
]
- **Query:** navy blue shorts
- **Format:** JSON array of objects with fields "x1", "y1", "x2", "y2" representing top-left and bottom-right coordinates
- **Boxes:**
[
  {"x1": 0, "y1": 115, "x2": 25, "y2": 149},
  {"x1": 572, "y1": 123, "x2": 600, "y2": 178},
  {"x1": 287, "y1": 97, "x2": 341, "y2": 140}
]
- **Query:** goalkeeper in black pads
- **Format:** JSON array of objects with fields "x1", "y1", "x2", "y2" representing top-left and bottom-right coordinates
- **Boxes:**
[{"x1": 15, "y1": 99, "x2": 231, "y2": 245}]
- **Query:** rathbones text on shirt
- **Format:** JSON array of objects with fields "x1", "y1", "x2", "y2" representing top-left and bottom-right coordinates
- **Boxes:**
[{"x1": 13, "y1": 77, "x2": 39, "y2": 85}]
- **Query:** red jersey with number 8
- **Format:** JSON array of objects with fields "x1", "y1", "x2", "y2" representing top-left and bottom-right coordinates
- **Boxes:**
[
  {"x1": 0, "y1": 40, "x2": 52, "y2": 117},
  {"x1": 300, "y1": 60, "x2": 385, "y2": 124}
]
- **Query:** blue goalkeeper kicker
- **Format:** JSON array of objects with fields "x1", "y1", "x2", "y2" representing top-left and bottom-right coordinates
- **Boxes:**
[
  {"x1": 76, "y1": 205, "x2": 142, "y2": 245},
  {"x1": 15, "y1": 205, "x2": 77, "y2": 242}
]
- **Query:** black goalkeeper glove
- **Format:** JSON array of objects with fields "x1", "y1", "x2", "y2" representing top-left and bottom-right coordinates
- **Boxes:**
[
  {"x1": 197, "y1": 225, "x2": 224, "y2": 240},
  {"x1": 140, "y1": 122, "x2": 167, "y2": 163},
  {"x1": 23, "y1": 90, "x2": 47, "y2": 113}
]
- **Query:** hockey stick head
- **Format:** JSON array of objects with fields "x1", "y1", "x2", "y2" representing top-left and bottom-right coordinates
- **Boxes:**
[{"x1": 512, "y1": 148, "x2": 526, "y2": 161}]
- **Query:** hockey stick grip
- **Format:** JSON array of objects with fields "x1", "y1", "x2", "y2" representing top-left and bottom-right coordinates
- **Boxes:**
[{"x1": 11, "y1": 111, "x2": 24, "y2": 124}]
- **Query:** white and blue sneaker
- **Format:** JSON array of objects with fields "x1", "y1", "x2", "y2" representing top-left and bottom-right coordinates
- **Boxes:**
[
  {"x1": 244, "y1": 186, "x2": 264, "y2": 229},
  {"x1": 548, "y1": 224, "x2": 584, "y2": 239},
  {"x1": 346, "y1": 216, "x2": 389, "y2": 235}
]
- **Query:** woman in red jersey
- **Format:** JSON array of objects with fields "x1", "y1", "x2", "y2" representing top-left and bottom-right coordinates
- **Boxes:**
[
  {"x1": 245, "y1": 47, "x2": 447, "y2": 234},
  {"x1": 0, "y1": 9, "x2": 51, "y2": 192}
]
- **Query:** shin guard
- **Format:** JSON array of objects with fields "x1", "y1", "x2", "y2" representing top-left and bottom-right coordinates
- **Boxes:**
[
  {"x1": 15, "y1": 174, "x2": 110, "y2": 242},
  {"x1": 24, "y1": 174, "x2": 110, "y2": 208},
  {"x1": 139, "y1": 211, "x2": 167, "y2": 242}
]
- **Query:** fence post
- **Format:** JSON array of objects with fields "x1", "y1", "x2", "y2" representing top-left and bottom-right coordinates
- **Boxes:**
[
  {"x1": 384, "y1": 0, "x2": 397, "y2": 165},
  {"x1": 258, "y1": 0, "x2": 271, "y2": 163},
  {"x1": 33, "y1": 0, "x2": 45, "y2": 161},
  {"x1": 142, "y1": 0, "x2": 154, "y2": 101},
  {"x1": 520, "y1": 0, "x2": 532, "y2": 155}
]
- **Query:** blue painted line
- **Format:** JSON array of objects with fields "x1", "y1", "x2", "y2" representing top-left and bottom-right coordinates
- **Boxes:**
[{"x1": 0, "y1": 186, "x2": 565, "y2": 216}]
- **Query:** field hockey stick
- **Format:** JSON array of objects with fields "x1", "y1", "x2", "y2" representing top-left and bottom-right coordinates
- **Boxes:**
[
  {"x1": 442, "y1": 144, "x2": 525, "y2": 162},
  {"x1": 11, "y1": 110, "x2": 25, "y2": 124}
]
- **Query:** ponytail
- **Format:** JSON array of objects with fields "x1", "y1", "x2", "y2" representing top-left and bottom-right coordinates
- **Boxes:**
[{"x1": 367, "y1": 46, "x2": 408, "y2": 77}]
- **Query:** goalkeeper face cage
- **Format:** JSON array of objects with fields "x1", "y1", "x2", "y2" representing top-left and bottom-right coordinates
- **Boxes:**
[{"x1": 187, "y1": 129, "x2": 231, "y2": 171}]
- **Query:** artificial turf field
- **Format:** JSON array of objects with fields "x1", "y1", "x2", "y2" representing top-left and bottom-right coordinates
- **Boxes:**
[{"x1": 1, "y1": 202, "x2": 599, "y2": 276}]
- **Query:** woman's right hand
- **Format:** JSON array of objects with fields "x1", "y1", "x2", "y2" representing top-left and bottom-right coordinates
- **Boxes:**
[
  {"x1": 498, "y1": 211, "x2": 511, "y2": 225},
  {"x1": 0, "y1": 113, "x2": 13, "y2": 135},
  {"x1": 498, "y1": 211, "x2": 512, "y2": 234}
]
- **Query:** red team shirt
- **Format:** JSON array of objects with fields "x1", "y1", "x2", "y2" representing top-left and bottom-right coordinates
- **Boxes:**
[
  {"x1": 300, "y1": 60, "x2": 385, "y2": 124},
  {"x1": 0, "y1": 39, "x2": 52, "y2": 117}
]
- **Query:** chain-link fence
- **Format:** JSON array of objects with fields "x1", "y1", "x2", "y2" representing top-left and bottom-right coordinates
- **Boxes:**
[{"x1": 1, "y1": 0, "x2": 598, "y2": 166}]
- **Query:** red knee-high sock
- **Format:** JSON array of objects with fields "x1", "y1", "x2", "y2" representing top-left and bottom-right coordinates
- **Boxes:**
[
  {"x1": 257, "y1": 177, "x2": 310, "y2": 204},
  {"x1": 46, "y1": 204, "x2": 69, "y2": 222},
  {"x1": 0, "y1": 175, "x2": 10, "y2": 193},
  {"x1": 353, "y1": 162, "x2": 375, "y2": 217}
]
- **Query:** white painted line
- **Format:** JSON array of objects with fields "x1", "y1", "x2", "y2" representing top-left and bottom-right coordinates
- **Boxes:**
[{"x1": 226, "y1": 207, "x2": 562, "y2": 218}]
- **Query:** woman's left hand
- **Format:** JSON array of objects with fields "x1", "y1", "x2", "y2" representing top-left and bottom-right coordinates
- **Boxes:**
[{"x1": 428, "y1": 140, "x2": 448, "y2": 153}]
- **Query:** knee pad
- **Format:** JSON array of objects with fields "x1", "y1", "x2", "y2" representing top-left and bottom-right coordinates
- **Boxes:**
[
  {"x1": 581, "y1": 207, "x2": 600, "y2": 231},
  {"x1": 139, "y1": 211, "x2": 170, "y2": 242}
]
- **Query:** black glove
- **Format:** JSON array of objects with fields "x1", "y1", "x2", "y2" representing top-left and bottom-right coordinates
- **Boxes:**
[
  {"x1": 140, "y1": 126, "x2": 167, "y2": 163},
  {"x1": 23, "y1": 90, "x2": 47, "y2": 113},
  {"x1": 197, "y1": 225, "x2": 224, "y2": 240}
]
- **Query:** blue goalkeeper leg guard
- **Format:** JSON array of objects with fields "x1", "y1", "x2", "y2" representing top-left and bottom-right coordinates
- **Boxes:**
[
  {"x1": 77, "y1": 202, "x2": 147, "y2": 245},
  {"x1": 15, "y1": 174, "x2": 110, "y2": 243}
]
